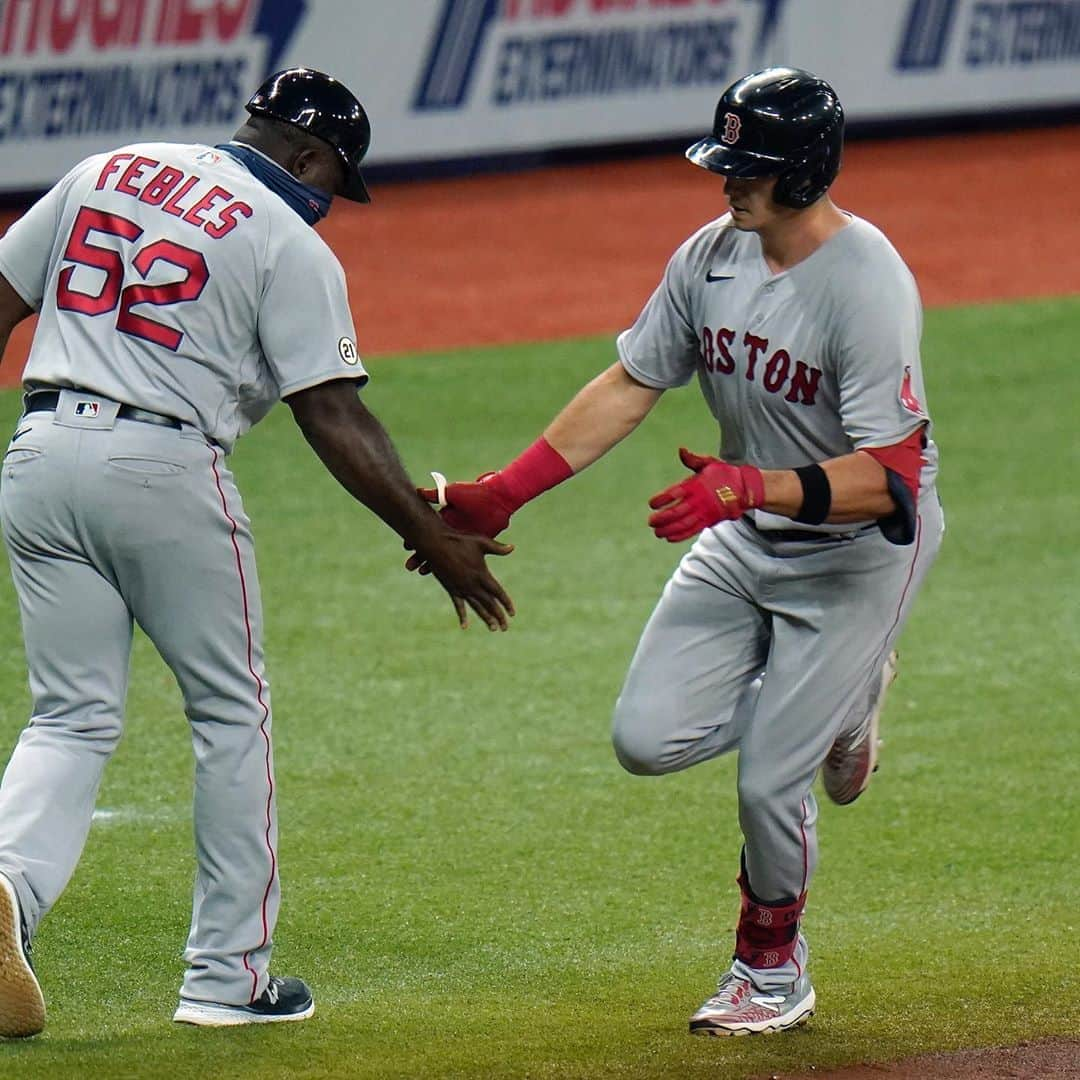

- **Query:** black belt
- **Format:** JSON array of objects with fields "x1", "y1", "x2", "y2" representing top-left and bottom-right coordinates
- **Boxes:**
[
  {"x1": 757, "y1": 529, "x2": 852, "y2": 543},
  {"x1": 24, "y1": 389, "x2": 183, "y2": 431},
  {"x1": 745, "y1": 517, "x2": 874, "y2": 544}
]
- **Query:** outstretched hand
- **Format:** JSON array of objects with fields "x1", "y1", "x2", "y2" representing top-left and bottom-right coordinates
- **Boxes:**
[
  {"x1": 647, "y1": 447, "x2": 764, "y2": 542},
  {"x1": 412, "y1": 528, "x2": 515, "y2": 630}
]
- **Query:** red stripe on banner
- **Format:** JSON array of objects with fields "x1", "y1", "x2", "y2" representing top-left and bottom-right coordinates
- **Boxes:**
[{"x1": 209, "y1": 445, "x2": 276, "y2": 1003}]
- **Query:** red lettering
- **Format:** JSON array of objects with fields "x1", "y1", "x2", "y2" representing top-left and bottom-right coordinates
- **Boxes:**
[
  {"x1": 21, "y1": 0, "x2": 46, "y2": 52},
  {"x1": 700, "y1": 327, "x2": 815, "y2": 404},
  {"x1": 2, "y1": 0, "x2": 149, "y2": 53},
  {"x1": 162, "y1": 175, "x2": 200, "y2": 217},
  {"x1": 743, "y1": 332, "x2": 767, "y2": 381},
  {"x1": 155, "y1": 0, "x2": 174, "y2": 42},
  {"x1": 115, "y1": 155, "x2": 160, "y2": 197},
  {"x1": 763, "y1": 348, "x2": 790, "y2": 394},
  {"x1": 182, "y1": 185, "x2": 231, "y2": 227},
  {"x1": 118, "y1": 238, "x2": 209, "y2": 351},
  {"x1": 216, "y1": 0, "x2": 252, "y2": 41},
  {"x1": 715, "y1": 327, "x2": 735, "y2": 374},
  {"x1": 56, "y1": 207, "x2": 143, "y2": 316},
  {"x1": 95, "y1": 152, "x2": 134, "y2": 190},
  {"x1": 92, "y1": 0, "x2": 146, "y2": 48},
  {"x1": 0, "y1": 0, "x2": 30, "y2": 54},
  {"x1": 204, "y1": 200, "x2": 253, "y2": 239},
  {"x1": 155, "y1": 0, "x2": 188, "y2": 43},
  {"x1": 139, "y1": 165, "x2": 185, "y2": 206},
  {"x1": 700, "y1": 326, "x2": 714, "y2": 372},
  {"x1": 50, "y1": 0, "x2": 86, "y2": 52},
  {"x1": 158, "y1": 0, "x2": 249, "y2": 43},
  {"x1": 784, "y1": 361, "x2": 823, "y2": 406},
  {"x1": 172, "y1": 0, "x2": 202, "y2": 43},
  {"x1": 56, "y1": 205, "x2": 209, "y2": 352},
  {"x1": 90, "y1": 0, "x2": 121, "y2": 47},
  {"x1": 505, "y1": 0, "x2": 593, "y2": 16}
]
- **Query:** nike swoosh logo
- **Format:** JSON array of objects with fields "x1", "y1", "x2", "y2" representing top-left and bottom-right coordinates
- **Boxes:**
[
  {"x1": 11, "y1": 427, "x2": 31, "y2": 441},
  {"x1": 705, "y1": 271, "x2": 735, "y2": 282}
]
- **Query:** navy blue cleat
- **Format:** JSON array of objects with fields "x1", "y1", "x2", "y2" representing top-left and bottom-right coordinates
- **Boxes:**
[{"x1": 173, "y1": 975, "x2": 315, "y2": 1027}]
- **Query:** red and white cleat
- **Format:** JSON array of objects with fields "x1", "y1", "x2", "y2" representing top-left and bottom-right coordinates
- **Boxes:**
[
  {"x1": 689, "y1": 971, "x2": 815, "y2": 1037},
  {"x1": 823, "y1": 650, "x2": 898, "y2": 805}
]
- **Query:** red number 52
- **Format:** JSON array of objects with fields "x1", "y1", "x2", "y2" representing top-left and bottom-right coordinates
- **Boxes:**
[{"x1": 56, "y1": 206, "x2": 209, "y2": 352}]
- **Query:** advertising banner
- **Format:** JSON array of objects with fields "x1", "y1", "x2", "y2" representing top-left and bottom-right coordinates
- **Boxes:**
[{"x1": 1, "y1": 0, "x2": 1078, "y2": 192}]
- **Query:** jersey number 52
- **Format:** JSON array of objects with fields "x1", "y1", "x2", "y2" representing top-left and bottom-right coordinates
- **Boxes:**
[{"x1": 55, "y1": 206, "x2": 209, "y2": 352}]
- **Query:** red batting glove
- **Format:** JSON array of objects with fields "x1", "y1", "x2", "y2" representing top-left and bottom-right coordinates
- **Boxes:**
[
  {"x1": 647, "y1": 447, "x2": 765, "y2": 543},
  {"x1": 417, "y1": 472, "x2": 518, "y2": 538},
  {"x1": 408, "y1": 473, "x2": 519, "y2": 573},
  {"x1": 410, "y1": 438, "x2": 573, "y2": 572}
]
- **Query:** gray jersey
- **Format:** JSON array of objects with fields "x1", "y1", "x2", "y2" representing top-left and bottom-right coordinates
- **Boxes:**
[
  {"x1": 0, "y1": 142, "x2": 367, "y2": 451},
  {"x1": 617, "y1": 213, "x2": 937, "y2": 531}
]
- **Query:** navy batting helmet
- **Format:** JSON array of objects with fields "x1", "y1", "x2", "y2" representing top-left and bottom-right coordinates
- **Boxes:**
[
  {"x1": 686, "y1": 68, "x2": 844, "y2": 209},
  {"x1": 247, "y1": 67, "x2": 372, "y2": 203}
]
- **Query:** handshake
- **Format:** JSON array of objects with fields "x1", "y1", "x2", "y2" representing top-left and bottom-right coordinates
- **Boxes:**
[{"x1": 411, "y1": 447, "x2": 765, "y2": 555}]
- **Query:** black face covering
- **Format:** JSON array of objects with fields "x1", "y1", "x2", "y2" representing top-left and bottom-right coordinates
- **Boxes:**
[{"x1": 216, "y1": 142, "x2": 332, "y2": 226}]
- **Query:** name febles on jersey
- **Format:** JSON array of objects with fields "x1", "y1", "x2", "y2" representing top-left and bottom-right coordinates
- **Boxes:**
[{"x1": 0, "y1": 141, "x2": 367, "y2": 453}]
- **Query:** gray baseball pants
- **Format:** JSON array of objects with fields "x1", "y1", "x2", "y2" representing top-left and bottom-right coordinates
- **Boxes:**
[
  {"x1": 612, "y1": 497, "x2": 943, "y2": 987},
  {"x1": 0, "y1": 391, "x2": 279, "y2": 1005}
]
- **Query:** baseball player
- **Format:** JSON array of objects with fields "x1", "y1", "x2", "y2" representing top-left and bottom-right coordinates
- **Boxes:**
[
  {"x1": 417, "y1": 68, "x2": 943, "y2": 1036},
  {"x1": 0, "y1": 67, "x2": 513, "y2": 1037}
]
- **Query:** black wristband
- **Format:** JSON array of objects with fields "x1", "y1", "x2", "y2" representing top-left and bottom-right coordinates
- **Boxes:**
[{"x1": 793, "y1": 464, "x2": 831, "y2": 525}]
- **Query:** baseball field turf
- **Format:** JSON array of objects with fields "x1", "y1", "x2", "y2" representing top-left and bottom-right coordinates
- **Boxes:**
[{"x1": 0, "y1": 294, "x2": 1077, "y2": 1078}]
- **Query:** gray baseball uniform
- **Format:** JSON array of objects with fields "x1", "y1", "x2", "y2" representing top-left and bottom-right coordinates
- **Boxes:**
[
  {"x1": 0, "y1": 141, "x2": 367, "y2": 1005},
  {"x1": 611, "y1": 212, "x2": 943, "y2": 989}
]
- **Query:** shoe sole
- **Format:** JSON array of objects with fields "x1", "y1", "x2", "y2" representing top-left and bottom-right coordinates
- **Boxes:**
[
  {"x1": 689, "y1": 988, "x2": 816, "y2": 1037},
  {"x1": 824, "y1": 651, "x2": 898, "y2": 806},
  {"x1": 173, "y1": 999, "x2": 315, "y2": 1027},
  {"x1": 0, "y1": 875, "x2": 45, "y2": 1039}
]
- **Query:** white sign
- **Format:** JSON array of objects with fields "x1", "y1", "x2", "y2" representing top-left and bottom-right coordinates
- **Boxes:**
[{"x1": 2, "y1": 0, "x2": 1078, "y2": 192}]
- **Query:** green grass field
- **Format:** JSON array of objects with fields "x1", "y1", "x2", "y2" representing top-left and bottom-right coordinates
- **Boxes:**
[{"x1": 0, "y1": 296, "x2": 1077, "y2": 1079}]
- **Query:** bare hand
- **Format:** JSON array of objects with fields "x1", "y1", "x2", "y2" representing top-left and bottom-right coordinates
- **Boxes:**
[{"x1": 414, "y1": 529, "x2": 515, "y2": 631}]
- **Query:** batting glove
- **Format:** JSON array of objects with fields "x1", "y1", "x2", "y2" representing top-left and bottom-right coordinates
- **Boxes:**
[
  {"x1": 417, "y1": 472, "x2": 518, "y2": 538},
  {"x1": 647, "y1": 448, "x2": 765, "y2": 542}
]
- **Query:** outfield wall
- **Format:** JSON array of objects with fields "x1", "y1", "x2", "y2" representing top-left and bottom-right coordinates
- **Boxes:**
[{"x1": 1, "y1": 0, "x2": 1079, "y2": 192}]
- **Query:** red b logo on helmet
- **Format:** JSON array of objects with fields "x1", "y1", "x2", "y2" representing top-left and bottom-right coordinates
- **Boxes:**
[{"x1": 721, "y1": 112, "x2": 742, "y2": 145}]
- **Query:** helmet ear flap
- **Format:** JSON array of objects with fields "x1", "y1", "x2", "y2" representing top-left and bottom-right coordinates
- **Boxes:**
[{"x1": 772, "y1": 119, "x2": 844, "y2": 208}]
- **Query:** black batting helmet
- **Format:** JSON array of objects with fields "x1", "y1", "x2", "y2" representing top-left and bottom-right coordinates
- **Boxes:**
[
  {"x1": 246, "y1": 67, "x2": 372, "y2": 203},
  {"x1": 686, "y1": 68, "x2": 844, "y2": 208}
]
